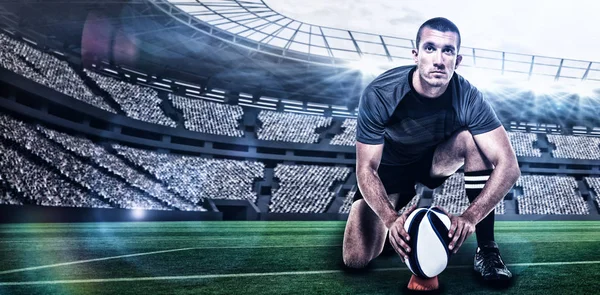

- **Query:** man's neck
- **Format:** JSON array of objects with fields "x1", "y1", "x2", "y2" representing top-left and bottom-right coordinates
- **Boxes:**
[{"x1": 411, "y1": 70, "x2": 449, "y2": 99}]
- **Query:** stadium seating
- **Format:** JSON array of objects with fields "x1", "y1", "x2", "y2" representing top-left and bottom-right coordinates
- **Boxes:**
[
  {"x1": 338, "y1": 190, "x2": 356, "y2": 213},
  {"x1": 86, "y1": 69, "x2": 177, "y2": 127},
  {"x1": 0, "y1": 113, "x2": 168, "y2": 210},
  {"x1": 338, "y1": 189, "x2": 420, "y2": 214},
  {"x1": 113, "y1": 145, "x2": 263, "y2": 203},
  {"x1": 507, "y1": 132, "x2": 541, "y2": 157},
  {"x1": 38, "y1": 127, "x2": 202, "y2": 211},
  {"x1": 0, "y1": 33, "x2": 117, "y2": 113},
  {"x1": 585, "y1": 177, "x2": 600, "y2": 209},
  {"x1": 330, "y1": 118, "x2": 357, "y2": 146},
  {"x1": 168, "y1": 94, "x2": 244, "y2": 136},
  {"x1": 432, "y1": 173, "x2": 505, "y2": 215},
  {"x1": 270, "y1": 164, "x2": 350, "y2": 213},
  {"x1": 547, "y1": 134, "x2": 600, "y2": 160},
  {"x1": 0, "y1": 174, "x2": 23, "y2": 205},
  {"x1": 257, "y1": 110, "x2": 332, "y2": 143},
  {"x1": 516, "y1": 175, "x2": 588, "y2": 214},
  {"x1": 0, "y1": 140, "x2": 109, "y2": 208}
]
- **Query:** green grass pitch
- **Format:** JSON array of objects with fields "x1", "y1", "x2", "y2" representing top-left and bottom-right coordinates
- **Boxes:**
[{"x1": 0, "y1": 221, "x2": 599, "y2": 294}]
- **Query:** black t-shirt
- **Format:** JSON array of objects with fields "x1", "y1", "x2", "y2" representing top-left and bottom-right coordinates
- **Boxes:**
[{"x1": 356, "y1": 65, "x2": 501, "y2": 165}]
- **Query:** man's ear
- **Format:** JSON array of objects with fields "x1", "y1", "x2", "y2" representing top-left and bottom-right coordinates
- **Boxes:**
[
  {"x1": 412, "y1": 49, "x2": 418, "y2": 64},
  {"x1": 455, "y1": 54, "x2": 463, "y2": 68}
]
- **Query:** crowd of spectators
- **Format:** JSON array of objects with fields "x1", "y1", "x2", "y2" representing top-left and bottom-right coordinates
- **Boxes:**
[
  {"x1": 269, "y1": 164, "x2": 350, "y2": 213},
  {"x1": 584, "y1": 177, "x2": 600, "y2": 210},
  {"x1": 257, "y1": 110, "x2": 332, "y2": 143},
  {"x1": 330, "y1": 118, "x2": 357, "y2": 146},
  {"x1": 0, "y1": 141, "x2": 109, "y2": 208},
  {"x1": 0, "y1": 33, "x2": 117, "y2": 113},
  {"x1": 86, "y1": 69, "x2": 176, "y2": 127},
  {"x1": 114, "y1": 145, "x2": 263, "y2": 203},
  {"x1": 39, "y1": 127, "x2": 202, "y2": 211},
  {"x1": 516, "y1": 175, "x2": 588, "y2": 214},
  {"x1": 507, "y1": 132, "x2": 542, "y2": 157},
  {"x1": 0, "y1": 113, "x2": 167, "y2": 210},
  {"x1": 0, "y1": 173, "x2": 24, "y2": 205},
  {"x1": 547, "y1": 134, "x2": 600, "y2": 160},
  {"x1": 169, "y1": 94, "x2": 244, "y2": 136}
]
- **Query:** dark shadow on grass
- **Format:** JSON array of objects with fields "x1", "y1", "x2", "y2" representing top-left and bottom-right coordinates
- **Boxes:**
[
  {"x1": 471, "y1": 270, "x2": 516, "y2": 290},
  {"x1": 401, "y1": 284, "x2": 446, "y2": 295},
  {"x1": 339, "y1": 260, "x2": 377, "y2": 275}
]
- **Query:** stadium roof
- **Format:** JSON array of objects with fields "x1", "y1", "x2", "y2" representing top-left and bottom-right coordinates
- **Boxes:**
[{"x1": 157, "y1": 0, "x2": 600, "y2": 86}]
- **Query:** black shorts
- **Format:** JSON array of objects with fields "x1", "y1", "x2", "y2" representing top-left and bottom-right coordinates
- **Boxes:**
[{"x1": 353, "y1": 147, "x2": 450, "y2": 211}]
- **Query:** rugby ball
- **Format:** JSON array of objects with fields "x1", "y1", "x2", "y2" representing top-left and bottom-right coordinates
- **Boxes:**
[{"x1": 403, "y1": 207, "x2": 452, "y2": 278}]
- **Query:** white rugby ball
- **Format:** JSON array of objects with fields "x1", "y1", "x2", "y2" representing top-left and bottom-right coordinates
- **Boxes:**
[{"x1": 403, "y1": 207, "x2": 452, "y2": 278}]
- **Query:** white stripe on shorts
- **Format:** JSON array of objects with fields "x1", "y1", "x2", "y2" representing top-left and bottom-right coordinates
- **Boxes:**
[
  {"x1": 464, "y1": 183, "x2": 486, "y2": 189},
  {"x1": 464, "y1": 175, "x2": 490, "y2": 182}
]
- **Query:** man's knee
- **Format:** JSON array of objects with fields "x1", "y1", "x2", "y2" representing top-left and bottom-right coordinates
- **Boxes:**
[
  {"x1": 342, "y1": 251, "x2": 370, "y2": 269},
  {"x1": 454, "y1": 129, "x2": 493, "y2": 170},
  {"x1": 455, "y1": 129, "x2": 477, "y2": 156},
  {"x1": 342, "y1": 199, "x2": 386, "y2": 269}
]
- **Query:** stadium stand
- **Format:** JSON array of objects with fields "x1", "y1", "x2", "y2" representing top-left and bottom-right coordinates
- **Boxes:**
[
  {"x1": 507, "y1": 132, "x2": 541, "y2": 157},
  {"x1": 0, "y1": 33, "x2": 117, "y2": 113},
  {"x1": 269, "y1": 164, "x2": 351, "y2": 213},
  {"x1": 168, "y1": 94, "x2": 244, "y2": 136},
  {"x1": 585, "y1": 177, "x2": 600, "y2": 209},
  {"x1": 432, "y1": 173, "x2": 505, "y2": 215},
  {"x1": 0, "y1": 113, "x2": 168, "y2": 210},
  {"x1": 329, "y1": 123, "x2": 542, "y2": 154},
  {"x1": 85, "y1": 69, "x2": 177, "y2": 127},
  {"x1": 330, "y1": 118, "x2": 357, "y2": 146},
  {"x1": 547, "y1": 134, "x2": 600, "y2": 160},
  {"x1": 38, "y1": 127, "x2": 202, "y2": 211},
  {"x1": 0, "y1": 140, "x2": 109, "y2": 208},
  {"x1": 338, "y1": 190, "x2": 356, "y2": 213},
  {"x1": 113, "y1": 145, "x2": 264, "y2": 203},
  {"x1": 338, "y1": 189, "x2": 420, "y2": 214},
  {"x1": 516, "y1": 175, "x2": 588, "y2": 214},
  {"x1": 0, "y1": 174, "x2": 23, "y2": 205},
  {"x1": 257, "y1": 110, "x2": 332, "y2": 143}
]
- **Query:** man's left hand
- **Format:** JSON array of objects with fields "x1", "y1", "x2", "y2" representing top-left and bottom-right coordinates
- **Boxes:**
[
  {"x1": 448, "y1": 214, "x2": 476, "y2": 254},
  {"x1": 436, "y1": 207, "x2": 477, "y2": 254}
]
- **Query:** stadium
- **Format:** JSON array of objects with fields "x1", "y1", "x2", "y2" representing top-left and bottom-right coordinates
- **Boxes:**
[{"x1": 0, "y1": 0, "x2": 599, "y2": 294}]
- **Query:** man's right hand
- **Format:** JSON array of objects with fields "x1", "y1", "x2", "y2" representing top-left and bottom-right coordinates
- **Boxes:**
[{"x1": 387, "y1": 205, "x2": 417, "y2": 262}]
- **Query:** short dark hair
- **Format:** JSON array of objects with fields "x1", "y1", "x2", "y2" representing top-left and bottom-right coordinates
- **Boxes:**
[{"x1": 415, "y1": 17, "x2": 461, "y2": 52}]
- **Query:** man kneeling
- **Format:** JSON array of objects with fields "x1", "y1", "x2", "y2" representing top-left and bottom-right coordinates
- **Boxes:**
[{"x1": 342, "y1": 17, "x2": 520, "y2": 284}]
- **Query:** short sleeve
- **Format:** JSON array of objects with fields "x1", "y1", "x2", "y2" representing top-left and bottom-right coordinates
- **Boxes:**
[
  {"x1": 356, "y1": 87, "x2": 386, "y2": 144},
  {"x1": 466, "y1": 90, "x2": 502, "y2": 135}
]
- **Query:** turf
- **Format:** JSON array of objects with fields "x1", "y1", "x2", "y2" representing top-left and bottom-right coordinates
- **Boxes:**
[{"x1": 0, "y1": 221, "x2": 599, "y2": 294}]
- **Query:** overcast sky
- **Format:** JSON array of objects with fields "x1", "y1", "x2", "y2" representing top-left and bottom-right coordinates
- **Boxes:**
[{"x1": 265, "y1": 0, "x2": 600, "y2": 63}]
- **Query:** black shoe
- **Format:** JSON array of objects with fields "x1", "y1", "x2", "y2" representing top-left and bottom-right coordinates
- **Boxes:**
[{"x1": 474, "y1": 241, "x2": 512, "y2": 281}]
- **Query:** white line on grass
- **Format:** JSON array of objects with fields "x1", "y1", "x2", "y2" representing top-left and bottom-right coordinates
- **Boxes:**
[
  {"x1": 0, "y1": 245, "x2": 340, "y2": 275},
  {"x1": 0, "y1": 247, "x2": 196, "y2": 275},
  {"x1": 1, "y1": 260, "x2": 600, "y2": 286}
]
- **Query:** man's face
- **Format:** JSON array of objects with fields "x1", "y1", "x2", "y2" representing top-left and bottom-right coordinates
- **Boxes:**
[{"x1": 413, "y1": 27, "x2": 462, "y2": 88}]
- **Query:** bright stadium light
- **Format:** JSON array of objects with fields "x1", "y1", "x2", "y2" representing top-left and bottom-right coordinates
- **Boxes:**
[
  {"x1": 132, "y1": 208, "x2": 145, "y2": 220},
  {"x1": 457, "y1": 67, "x2": 506, "y2": 92},
  {"x1": 522, "y1": 78, "x2": 561, "y2": 96},
  {"x1": 348, "y1": 58, "x2": 393, "y2": 76},
  {"x1": 573, "y1": 81, "x2": 597, "y2": 98}
]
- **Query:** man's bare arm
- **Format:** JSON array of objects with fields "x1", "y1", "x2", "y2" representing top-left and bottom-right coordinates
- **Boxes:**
[
  {"x1": 356, "y1": 141, "x2": 415, "y2": 260},
  {"x1": 463, "y1": 125, "x2": 521, "y2": 224},
  {"x1": 447, "y1": 125, "x2": 520, "y2": 253},
  {"x1": 355, "y1": 141, "x2": 397, "y2": 228}
]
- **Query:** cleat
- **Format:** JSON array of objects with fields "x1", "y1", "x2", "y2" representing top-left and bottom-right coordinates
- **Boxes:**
[{"x1": 473, "y1": 241, "x2": 512, "y2": 281}]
